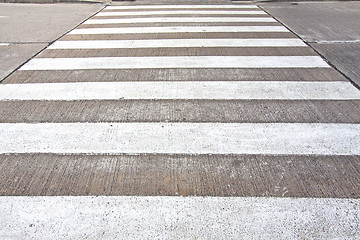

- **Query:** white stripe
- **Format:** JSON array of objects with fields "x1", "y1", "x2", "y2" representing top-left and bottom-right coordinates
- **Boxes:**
[
  {"x1": 1, "y1": 196, "x2": 358, "y2": 239},
  {"x1": 0, "y1": 43, "x2": 9, "y2": 46},
  {"x1": 1, "y1": 81, "x2": 358, "y2": 100},
  {"x1": 106, "y1": 5, "x2": 260, "y2": 9},
  {"x1": 48, "y1": 39, "x2": 305, "y2": 49},
  {"x1": 0, "y1": 123, "x2": 359, "y2": 155},
  {"x1": 68, "y1": 26, "x2": 289, "y2": 34},
  {"x1": 84, "y1": 17, "x2": 276, "y2": 24},
  {"x1": 20, "y1": 56, "x2": 329, "y2": 70},
  {"x1": 96, "y1": 10, "x2": 266, "y2": 16}
]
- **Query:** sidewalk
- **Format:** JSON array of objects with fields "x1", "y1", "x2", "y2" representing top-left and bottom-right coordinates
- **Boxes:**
[
  {"x1": 259, "y1": 0, "x2": 360, "y2": 87},
  {"x1": 0, "y1": 3, "x2": 104, "y2": 81}
]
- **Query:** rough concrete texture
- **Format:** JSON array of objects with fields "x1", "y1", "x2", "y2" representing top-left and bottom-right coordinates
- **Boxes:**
[
  {"x1": 259, "y1": 1, "x2": 360, "y2": 86},
  {"x1": 1, "y1": 154, "x2": 359, "y2": 198},
  {"x1": 308, "y1": 42, "x2": 360, "y2": 88},
  {"x1": 0, "y1": 43, "x2": 47, "y2": 81},
  {"x1": 0, "y1": 196, "x2": 359, "y2": 239},
  {"x1": 0, "y1": 3, "x2": 103, "y2": 43},
  {"x1": 0, "y1": 3, "x2": 103, "y2": 80}
]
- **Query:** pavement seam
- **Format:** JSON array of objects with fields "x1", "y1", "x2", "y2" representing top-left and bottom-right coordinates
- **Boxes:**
[
  {"x1": 256, "y1": 3, "x2": 360, "y2": 91},
  {"x1": 0, "y1": 4, "x2": 107, "y2": 83}
]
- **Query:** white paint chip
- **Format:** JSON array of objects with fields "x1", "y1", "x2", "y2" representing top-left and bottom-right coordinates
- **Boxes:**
[
  {"x1": 48, "y1": 39, "x2": 305, "y2": 49},
  {"x1": 105, "y1": 5, "x2": 260, "y2": 9},
  {"x1": 0, "y1": 81, "x2": 358, "y2": 100},
  {"x1": 19, "y1": 56, "x2": 329, "y2": 70},
  {"x1": 0, "y1": 123, "x2": 359, "y2": 155},
  {"x1": 0, "y1": 196, "x2": 359, "y2": 239},
  {"x1": 84, "y1": 17, "x2": 276, "y2": 24},
  {"x1": 96, "y1": 10, "x2": 267, "y2": 16},
  {"x1": 68, "y1": 26, "x2": 289, "y2": 35}
]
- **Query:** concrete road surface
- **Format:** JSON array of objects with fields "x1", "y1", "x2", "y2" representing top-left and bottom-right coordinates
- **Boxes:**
[
  {"x1": 0, "y1": 0, "x2": 359, "y2": 239},
  {"x1": 0, "y1": 3, "x2": 103, "y2": 80},
  {"x1": 259, "y1": 1, "x2": 360, "y2": 87}
]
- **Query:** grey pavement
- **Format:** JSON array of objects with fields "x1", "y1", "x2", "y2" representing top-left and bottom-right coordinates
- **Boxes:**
[
  {"x1": 0, "y1": 1, "x2": 359, "y2": 238},
  {"x1": 0, "y1": 3, "x2": 103, "y2": 81},
  {"x1": 259, "y1": 1, "x2": 360, "y2": 87}
]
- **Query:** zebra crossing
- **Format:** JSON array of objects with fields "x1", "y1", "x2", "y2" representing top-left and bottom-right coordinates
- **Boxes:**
[{"x1": 0, "y1": 1, "x2": 359, "y2": 238}]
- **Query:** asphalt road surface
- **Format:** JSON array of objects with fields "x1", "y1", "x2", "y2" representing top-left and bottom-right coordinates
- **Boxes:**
[{"x1": 0, "y1": 1, "x2": 359, "y2": 239}]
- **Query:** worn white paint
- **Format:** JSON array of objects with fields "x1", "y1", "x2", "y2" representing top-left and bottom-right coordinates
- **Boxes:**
[
  {"x1": 0, "y1": 196, "x2": 358, "y2": 239},
  {"x1": 317, "y1": 40, "x2": 360, "y2": 44},
  {"x1": 84, "y1": 17, "x2": 275, "y2": 24},
  {"x1": 96, "y1": 10, "x2": 266, "y2": 16},
  {"x1": 48, "y1": 39, "x2": 305, "y2": 49},
  {"x1": 1, "y1": 81, "x2": 358, "y2": 101},
  {"x1": 20, "y1": 56, "x2": 329, "y2": 70},
  {"x1": 105, "y1": 5, "x2": 259, "y2": 9},
  {"x1": 0, "y1": 43, "x2": 9, "y2": 46},
  {"x1": 0, "y1": 123, "x2": 359, "y2": 155},
  {"x1": 68, "y1": 26, "x2": 288, "y2": 34}
]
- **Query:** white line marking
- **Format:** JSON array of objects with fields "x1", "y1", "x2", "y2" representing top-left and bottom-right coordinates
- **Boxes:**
[
  {"x1": 106, "y1": 5, "x2": 260, "y2": 9},
  {"x1": 20, "y1": 56, "x2": 329, "y2": 70},
  {"x1": 1, "y1": 81, "x2": 358, "y2": 100},
  {"x1": 84, "y1": 17, "x2": 276, "y2": 24},
  {"x1": 0, "y1": 123, "x2": 359, "y2": 155},
  {"x1": 48, "y1": 39, "x2": 305, "y2": 49},
  {"x1": 317, "y1": 40, "x2": 360, "y2": 44},
  {"x1": 1, "y1": 196, "x2": 358, "y2": 239},
  {"x1": 96, "y1": 10, "x2": 267, "y2": 16},
  {"x1": 0, "y1": 43, "x2": 9, "y2": 46},
  {"x1": 68, "y1": 26, "x2": 289, "y2": 35}
]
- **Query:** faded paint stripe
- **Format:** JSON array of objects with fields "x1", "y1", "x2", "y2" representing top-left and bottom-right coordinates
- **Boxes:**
[
  {"x1": 105, "y1": 5, "x2": 260, "y2": 9},
  {"x1": 19, "y1": 56, "x2": 330, "y2": 70},
  {"x1": 48, "y1": 39, "x2": 305, "y2": 49},
  {"x1": 0, "y1": 43, "x2": 9, "y2": 46},
  {"x1": 0, "y1": 196, "x2": 359, "y2": 239},
  {"x1": 96, "y1": 10, "x2": 267, "y2": 16},
  {"x1": 85, "y1": 17, "x2": 275, "y2": 24},
  {"x1": 0, "y1": 123, "x2": 359, "y2": 155},
  {"x1": 68, "y1": 26, "x2": 289, "y2": 35},
  {"x1": 1, "y1": 82, "x2": 358, "y2": 100}
]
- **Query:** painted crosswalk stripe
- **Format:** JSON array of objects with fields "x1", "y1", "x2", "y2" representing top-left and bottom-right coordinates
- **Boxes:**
[
  {"x1": 84, "y1": 17, "x2": 276, "y2": 24},
  {"x1": 105, "y1": 5, "x2": 260, "y2": 9},
  {"x1": 2, "y1": 1, "x2": 359, "y2": 238},
  {"x1": 20, "y1": 56, "x2": 329, "y2": 70},
  {"x1": 0, "y1": 123, "x2": 359, "y2": 155},
  {"x1": 1, "y1": 196, "x2": 358, "y2": 239},
  {"x1": 96, "y1": 10, "x2": 267, "y2": 16},
  {"x1": 68, "y1": 26, "x2": 289, "y2": 34},
  {"x1": 1, "y1": 81, "x2": 358, "y2": 100},
  {"x1": 48, "y1": 39, "x2": 306, "y2": 49}
]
